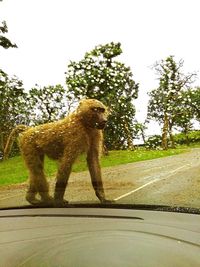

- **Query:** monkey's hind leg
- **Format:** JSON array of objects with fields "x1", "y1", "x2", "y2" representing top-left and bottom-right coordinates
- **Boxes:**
[
  {"x1": 26, "y1": 170, "x2": 54, "y2": 205},
  {"x1": 24, "y1": 154, "x2": 53, "y2": 206},
  {"x1": 25, "y1": 172, "x2": 52, "y2": 206}
]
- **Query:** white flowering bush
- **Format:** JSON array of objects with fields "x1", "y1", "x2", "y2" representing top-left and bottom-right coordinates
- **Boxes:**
[{"x1": 145, "y1": 135, "x2": 163, "y2": 150}]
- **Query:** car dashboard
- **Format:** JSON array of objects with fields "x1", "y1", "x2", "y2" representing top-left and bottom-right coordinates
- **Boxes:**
[{"x1": 0, "y1": 206, "x2": 200, "y2": 267}]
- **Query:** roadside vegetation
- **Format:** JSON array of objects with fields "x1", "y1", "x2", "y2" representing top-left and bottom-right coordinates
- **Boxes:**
[
  {"x1": 1, "y1": 42, "x2": 200, "y2": 157},
  {"x1": 145, "y1": 130, "x2": 200, "y2": 149},
  {"x1": 1, "y1": 27, "x2": 199, "y2": 187},
  {"x1": 0, "y1": 146, "x2": 193, "y2": 186}
]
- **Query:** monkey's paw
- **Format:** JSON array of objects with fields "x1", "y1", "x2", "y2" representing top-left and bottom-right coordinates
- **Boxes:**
[
  {"x1": 26, "y1": 194, "x2": 55, "y2": 207},
  {"x1": 54, "y1": 199, "x2": 69, "y2": 207},
  {"x1": 100, "y1": 198, "x2": 115, "y2": 204}
]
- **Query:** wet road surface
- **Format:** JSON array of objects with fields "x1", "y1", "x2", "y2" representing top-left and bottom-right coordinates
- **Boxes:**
[{"x1": 0, "y1": 148, "x2": 200, "y2": 209}]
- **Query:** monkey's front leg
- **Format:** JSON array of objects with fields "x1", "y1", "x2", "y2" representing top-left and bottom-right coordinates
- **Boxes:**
[
  {"x1": 54, "y1": 160, "x2": 72, "y2": 206},
  {"x1": 87, "y1": 150, "x2": 112, "y2": 203}
]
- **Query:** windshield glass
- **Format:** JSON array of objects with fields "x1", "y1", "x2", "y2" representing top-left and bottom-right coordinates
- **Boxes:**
[{"x1": 0, "y1": 0, "x2": 200, "y2": 212}]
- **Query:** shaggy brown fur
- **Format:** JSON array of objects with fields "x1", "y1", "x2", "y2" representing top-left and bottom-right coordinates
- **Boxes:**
[{"x1": 4, "y1": 99, "x2": 110, "y2": 206}]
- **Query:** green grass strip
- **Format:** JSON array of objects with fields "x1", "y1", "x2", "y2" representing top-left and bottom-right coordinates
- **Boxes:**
[{"x1": 0, "y1": 147, "x2": 189, "y2": 186}]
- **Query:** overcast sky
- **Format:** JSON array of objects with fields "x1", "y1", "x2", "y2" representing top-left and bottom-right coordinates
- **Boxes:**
[{"x1": 1, "y1": 0, "x2": 200, "y2": 133}]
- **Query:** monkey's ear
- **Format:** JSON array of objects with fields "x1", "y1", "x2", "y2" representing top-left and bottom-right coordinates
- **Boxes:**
[
  {"x1": 77, "y1": 98, "x2": 88, "y2": 111},
  {"x1": 77, "y1": 99, "x2": 84, "y2": 109},
  {"x1": 79, "y1": 98, "x2": 88, "y2": 106}
]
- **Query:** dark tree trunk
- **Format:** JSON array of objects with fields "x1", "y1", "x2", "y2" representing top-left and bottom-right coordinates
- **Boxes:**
[
  {"x1": 162, "y1": 113, "x2": 169, "y2": 150},
  {"x1": 184, "y1": 127, "x2": 190, "y2": 146},
  {"x1": 168, "y1": 122, "x2": 175, "y2": 148}
]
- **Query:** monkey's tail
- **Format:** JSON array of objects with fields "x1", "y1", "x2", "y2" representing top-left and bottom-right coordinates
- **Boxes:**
[{"x1": 3, "y1": 125, "x2": 29, "y2": 160}]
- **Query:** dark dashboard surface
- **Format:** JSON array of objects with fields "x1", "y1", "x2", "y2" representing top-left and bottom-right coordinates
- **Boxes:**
[{"x1": 0, "y1": 207, "x2": 200, "y2": 267}]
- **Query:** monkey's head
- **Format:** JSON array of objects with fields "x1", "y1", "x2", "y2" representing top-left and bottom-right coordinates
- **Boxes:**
[{"x1": 77, "y1": 99, "x2": 108, "y2": 130}]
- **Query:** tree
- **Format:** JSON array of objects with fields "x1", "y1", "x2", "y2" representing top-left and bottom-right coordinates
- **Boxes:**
[
  {"x1": 173, "y1": 87, "x2": 200, "y2": 145},
  {"x1": 133, "y1": 120, "x2": 148, "y2": 144},
  {"x1": 172, "y1": 90, "x2": 195, "y2": 145},
  {"x1": 0, "y1": 20, "x2": 17, "y2": 49},
  {"x1": 66, "y1": 42, "x2": 139, "y2": 149},
  {"x1": 147, "y1": 56, "x2": 196, "y2": 149},
  {"x1": 0, "y1": 70, "x2": 28, "y2": 156},
  {"x1": 0, "y1": 1, "x2": 23, "y2": 158},
  {"x1": 188, "y1": 87, "x2": 200, "y2": 121},
  {"x1": 28, "y1": 84, "x2": 68, "y2": 125}
]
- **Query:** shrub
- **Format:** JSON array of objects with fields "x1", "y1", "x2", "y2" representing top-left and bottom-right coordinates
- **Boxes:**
[
  {"x1": 174, "y1": 130, "x2": 200, "y2": 145},
  {"x1": 145, "y1": 135, "x2": 162, "y2": 150}
]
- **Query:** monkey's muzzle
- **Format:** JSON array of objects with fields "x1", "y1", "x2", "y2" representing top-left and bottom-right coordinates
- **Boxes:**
[{"x1": 96, "y1": 120, "x2": 107, "y2": 129}]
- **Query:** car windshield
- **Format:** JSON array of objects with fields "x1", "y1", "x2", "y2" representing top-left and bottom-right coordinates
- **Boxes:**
[{"x1": 0, "y1": 0, "x2": 200, "y2": 213}]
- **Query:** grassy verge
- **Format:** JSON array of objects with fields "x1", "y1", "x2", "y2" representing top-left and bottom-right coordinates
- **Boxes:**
[{"x1": 0, "y1": 147, "x2": 191, "y2": 186}]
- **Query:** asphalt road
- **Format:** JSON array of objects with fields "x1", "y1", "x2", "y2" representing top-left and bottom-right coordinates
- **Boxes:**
[{"x1": 0, "y1": 148, "x2": 200, "y2": 209}]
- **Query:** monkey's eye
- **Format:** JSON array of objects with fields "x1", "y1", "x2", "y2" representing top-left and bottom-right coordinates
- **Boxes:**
[{"x1": 91, "y1": 107, "x2": 105, "y2": 113}]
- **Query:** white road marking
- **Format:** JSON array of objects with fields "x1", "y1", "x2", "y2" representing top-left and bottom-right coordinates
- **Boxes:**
[{"x1": 114, "y1": 165, "x2": 188, "y2": 201}]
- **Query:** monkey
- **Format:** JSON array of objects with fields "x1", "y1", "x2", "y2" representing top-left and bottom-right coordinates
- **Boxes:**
[{"x1": 4, "y1": 99, "x2": 111, "y2": 206}]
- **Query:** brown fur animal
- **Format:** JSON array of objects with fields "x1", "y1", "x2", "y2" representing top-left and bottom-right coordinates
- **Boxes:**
[{"x1": 4, "y1": 99, "x2": 110, "y2": 206}]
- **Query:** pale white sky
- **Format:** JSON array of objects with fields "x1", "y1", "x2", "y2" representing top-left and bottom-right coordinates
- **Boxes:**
[{"x1": 0, "y1": 0, "x2": 200, "y2": 134}]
